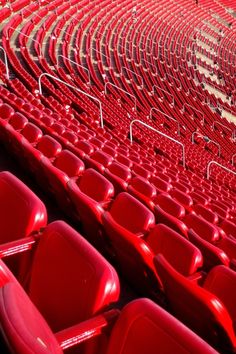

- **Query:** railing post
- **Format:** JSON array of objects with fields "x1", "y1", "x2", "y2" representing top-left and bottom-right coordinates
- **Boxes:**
[
  {"x1": 183, "y1": 103, "x2": 205, "y2": 125},
  {"x1": 152, "y1": 85, "x2": 174, "y2": 106},
  {"x1": 129, "y1": 119, "x2": 185, "y2": 168},
  {"x1": 150, "y1": 107, "x2": 181, "y2": 136},
  {"x1": 140, "y1": 57, "x2": 157, "y2": 74},
  {"x1": 212, "y1": 121, "x2": 233, "y2": 138},
  {"x1": 232, "y1": 154, "x2": 236, "y2": 166},
  {"x1": 38, "y1": 73, "x2": 103, "y2": 128},
  {"x1": 166, "y1": 73, "x2": 182, "y2": 89},
  {"x1": 121, "y1": 66, "x2": 144, "y2": 89},
  {"x1": 8, "y1": 27, "x2": 42, "y2": 56},
  {"x1": 207, "y1": 160, "x2": 236, "y2": 179},
  {"x1": 0, "y1": 46, "x2": 9, "y2": 80},
  {"x1": 187, "y1": 87, "x2": 205, "y2": 102},
  {"x1": 57, "y1": 54, "x2": 91, "y2": 85},
  {"x1": 191, "y1": 132, "x2": 221, "y2": 156},
  {"x1": 90, "y1": 47, "x2": 110, "y2": 65},
  {"x1": 104, "y1": 81, "x2": 137, "y2": 111}
]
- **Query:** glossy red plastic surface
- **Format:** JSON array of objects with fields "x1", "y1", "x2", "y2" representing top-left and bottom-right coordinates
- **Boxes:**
[
  {"x1": 0, "y1": 171, "x2": 47, "y2": 244},
  {"x1": 154, "y1": 254, "x2": 236, "y2": 352}
]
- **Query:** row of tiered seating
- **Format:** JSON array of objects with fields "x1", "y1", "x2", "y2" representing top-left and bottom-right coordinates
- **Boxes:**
[
  {"x1": 1, "y1": 0, "x2": 236, "y2": 352},
  {"x1": 0, "y1": 170, "x2": 218, "y2": 354}
]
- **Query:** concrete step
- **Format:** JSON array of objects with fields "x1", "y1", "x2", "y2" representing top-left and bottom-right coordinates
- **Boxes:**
[
  {"x1": 227, "y1": 8, "x2": 236, "y2": 18},
  {"x1": 222, "y1": 109, "x2": 236, "y2": 124},
  {"x1": 211, "y1": 12, "x2": 232, "y2": 27},
  {"x1": 196, "y1": 39, "x2": 213, "y2": 53},
  {"x1": 204, "y1": 82, "x2": 230, "y2": 103},
  {"x1": 203, "y1": 20, "x2": 222, "y2": 34},
  {"x1": 200, "y1": 30, "x2": 218, "y2": 44},
  {"x1": 196, "y1": 51, "x2": 215, "y2": 67},
  {"x1": 196, "y1": 63, "x2": 220, "y2": 84}
]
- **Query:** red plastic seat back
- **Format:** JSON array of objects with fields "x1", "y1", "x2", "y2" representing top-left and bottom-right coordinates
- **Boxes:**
[
  {"x1": 192, "y1": 204, "x2": 219, "y2": 224},
  {"x1": 28, "y1": 221, "x2": 119, "y2": 332},
  {"x1": 106, "y1": 162, "x2": 131, "y2": 181},
  {"x1": 188, "y1": 229, "x2": 230, "y2": 271},
  {"x1": 53, "y1": 150, "x2": 85, "y2": 178},
  {"x1": 150, "y1": 175, "x2": 171, "y2": 193},
  {"x1": 75, "y1": 140, "x2": 94, "y2": 155},
  {"x1": 0, "y1": 171, "x2": 47, "y2": 243},
  {"x1": 154, "y1": 255, "x2": 236, "y2": 352},
  {"x1": 221, "y1": 219, "x2": 236, "y2": 239},
  {"x1": 170, "y1": 188, "x2": 193, "y2": 209},
  {"x1": 129, "y1": 177, "x2": 156, "y2": 199},
  {"x1": 108, "y1": 192, "x2": 155, "y2": 234},
  {"x1": 90, "y1": 150, "x2": 113, "y2": 166},
  {"x1": 9, "y1": 112, "x2": 28, "y2": 130},
  {"x1": 146, "y1": 224, "x2": 203, "y2": 276},
  {"x1": 21, "y1": 123, "x2": 43, "y2": 143},
  {"x1": 107, "y1": 298, "x2": 218, "y2": 354},
  {"x1": 51, "y1": 123, "x2": 65, "y2": 135},
  {"x1": 209, "y1": 203, "x2": 229, "y2": 221},
  {"x1": 204, "y1": 265, "x2": 236, "y2": 322},
  {"x1": 62, "y1": 130, "x2": 78, "y2": 145},
  {"x1": 78, "y1": 168, "x2": 114, "y2": 203},
  {"x1": 132, "y1": 163, "x2": 151, "y2": 179},
  {"x1": 154, "y1": 205, "x2": 188, "y2": 237},
  {"x1": 183, "y1": 213, "x2": 219, "y2": 242},
  {"x1": 0, "y1": 103, "x2": 14, "y2": 119},
  {"x1": 36, "y1": 135, "x2": 62, "y2": 158},
  {"x1": 155, "y1": 193, "x2": 185, "y2": 219},
  {"x1": 0, "y1": 281, "x2": 62, "y2": 354}
]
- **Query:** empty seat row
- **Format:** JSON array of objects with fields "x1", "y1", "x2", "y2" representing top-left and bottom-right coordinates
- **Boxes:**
[{"x1": 0, "y1": 171, "x2": 218, "y2": 353}]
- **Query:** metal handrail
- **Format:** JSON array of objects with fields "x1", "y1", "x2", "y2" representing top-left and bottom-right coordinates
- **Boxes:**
[
  {"x1": 7, "y1": 27, "x2": 42, "y2": 56},
  {"x1": 212, "y1": 121, "x2": 234, "y2": 139},
  {"x1": 130, "y1": 119, "x2": 185, "y2": 168},
  {"x1": 121, "y1": 66, "x2": 144, "y2": 89},
  {"x1": 104, "y1": 82, "x2": 137, "y2": 111},
  {"x1": 38, "y1": 73, "x2": 103, "y2": 128},
  {"x1": 152, "y1": 85, "x2": 174, "y2": 106},
  {"x1": 232, "y1": 153, "x2": 236, "y2": 166},
  {"x1": 57, "y1": 54, "x2": 91, "y2": 85},
  {"x1": 207, "y1": 161, "x2": 236, "y2": 179},
  {"x1": 187, "y1": 87, "x2": 205, "y2": 102},
  {"x1": 150, "y1": 107, "x2": 181, "y2": 136},
  {"x1": 182, "y1": 103, "x2": 205, "y2": 125},
  {"x1": 165, "y1": 73, "x2": 182, "y2": 89},
  {"x1": 89, "y1": 47, "x2": 110, "y2": 65},
  {"x1": 178, "y1": 64, "x2": 191, "y2": 77},
  {"x1": 0, "y1": 46, "x2": 9, "y2": 80},
  {"x1": 191, "y1": 132, "x2": 221, "y2": 157},
  {"x1": 140, "y1": 57, "x2": 157, "y2": 73}
]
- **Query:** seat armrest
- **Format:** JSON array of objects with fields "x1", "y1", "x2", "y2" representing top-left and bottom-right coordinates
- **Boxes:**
[
  {"x1": 0, "y1": 235, "x2": 38, "y2": 258},
  {"x1": 55, "y1": 309, "x2": 120, "y2": 350},
  {"x1": 187, "y1": 271, "x2": 206, "y2": 286}
]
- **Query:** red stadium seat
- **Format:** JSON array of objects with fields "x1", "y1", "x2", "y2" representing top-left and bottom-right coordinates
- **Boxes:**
[
  {"x1": 0, "y1": 271, "x2": 217, "y2": 354},
  {"x1": 188, "y1": 229, "x2": 230, "y2": 271},
  {"x1": 154, "y1": 193, "x2": 185, "y2": 219},
  {"x1": 67, "y1": 168, "x2": 114, "y2": 248},
  {"x1": 106, "y1": 298, "x2": 218, "y2": 354},
  {"x1": 146, "y1": 224, "x2": 203, "y2": 278},
  {"x1": 0, "y1": 171, "x2": 47, "y2": 244},
  {"x1": 104, "y1": 162, "x2": 132, "y2": 194},
  {"x1": 128, "y1": 176, "x2": 156, "y2": 209},
  {"x1": 154, "y1": 254, "x2": 236, "y2": 352},
  {"x1": 0, "y1": 220, "x2": 120, "y2": 353},
  {"x1": 21, "y1": 123, "x2": 43, "y2": 144},
  {"x1": 102, "y1": 192, "x2": 157, "y2": 295},
  {"x1": 221, "y1": 219, "x2": 236, "y2": 239},
  {"x1": 41, "y1": 150, "x2": 85, "y2": 210}
]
